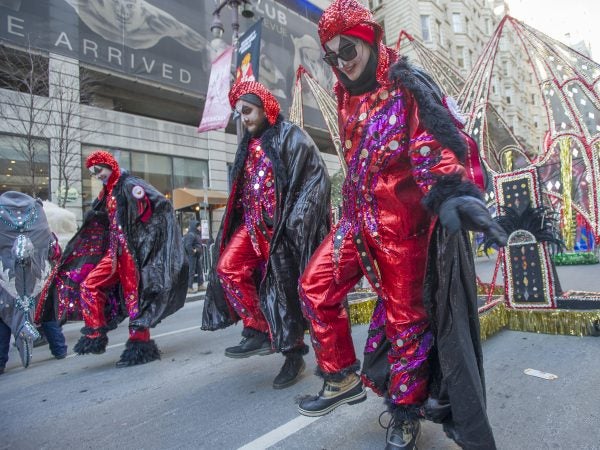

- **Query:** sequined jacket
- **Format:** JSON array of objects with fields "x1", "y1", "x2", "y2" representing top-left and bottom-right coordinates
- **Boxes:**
[
  {"x1": 36, "y1": 172, "x2": 188, "y2": 328},
  {"x1": 202, "y1": 117, "x2": 331, "y2": 353}
]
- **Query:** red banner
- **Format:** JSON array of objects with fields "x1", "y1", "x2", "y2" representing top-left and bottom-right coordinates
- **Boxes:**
[{"x1": 198, "y1": 46, "x2": 234, "y2": 133}]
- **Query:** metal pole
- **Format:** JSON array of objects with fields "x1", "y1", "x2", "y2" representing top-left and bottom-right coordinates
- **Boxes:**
[{"x1": 230, "y1": 0, "x2": 244, "y2": 143}]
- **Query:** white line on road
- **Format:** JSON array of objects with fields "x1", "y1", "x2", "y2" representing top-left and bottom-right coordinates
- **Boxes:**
[
  {"x1": 237, "y1": 415, "x2": 320, "y2": 450},
  {"x1": 65, "y1": 325, "x2": 202, "y2": 358}
]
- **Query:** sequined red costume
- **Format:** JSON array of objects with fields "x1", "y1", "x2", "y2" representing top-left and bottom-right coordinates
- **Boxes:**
[
  {"x1": 216, "y1": 137, "x2": 276, "y2": 334},
  {"x1": 203, "y1": 81, "x2": 331, "y2": 389},
  {"x1": 36, "y1": 150, "x2": 188, "y2": 366},
  {"x1": 300, "y1": 0, "x2": 468, "y2": 407}
]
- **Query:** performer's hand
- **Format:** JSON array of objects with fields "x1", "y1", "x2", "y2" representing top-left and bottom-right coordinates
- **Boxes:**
[{"x1": 438, "y1": 196, "x2": 507, "y2": 247}]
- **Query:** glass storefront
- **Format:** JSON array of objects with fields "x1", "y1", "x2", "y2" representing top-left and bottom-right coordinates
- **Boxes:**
[
  {"x1": 0, "y1": 134, "x2": 50, "y2": 199},
  {"x1": 81, "y1": 145, "x2": 208, "y2": 212}
]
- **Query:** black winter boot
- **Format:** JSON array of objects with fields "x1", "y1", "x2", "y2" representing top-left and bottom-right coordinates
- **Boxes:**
[
  {"x1": 298, "y1": 373, "x2": 366, "y2": 416},
  {"x1": 273, "y1": 350, "x2": 306, "y2": 389},
  {"x1": 116, "y1": 339, "x2": 160, "y2": 368},
  {"x1": 381, "y1": 408, "x2": 421, "y2": 450},
  {"x1": 224, "y1": 330, "x2": 272, "y2": 358}
]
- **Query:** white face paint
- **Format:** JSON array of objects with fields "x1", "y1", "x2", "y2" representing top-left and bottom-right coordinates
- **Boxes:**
[
  {"x1": 235, "y1": 99, "x2": 268, "y2": 136},
  {"x1": 324, "y1": 35, "x2": 370, "y2": 82},
  {"x1": 90, "y1": 166, "x2": 113, "y2": 185}
]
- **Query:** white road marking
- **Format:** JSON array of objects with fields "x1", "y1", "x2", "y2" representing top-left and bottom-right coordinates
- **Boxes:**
[
  {"x1": 65, "y1": 325, "x2": 202, "y2": 358},
  {"x1": 237, "y1": 415, "x2": 320, "y2": 450}
]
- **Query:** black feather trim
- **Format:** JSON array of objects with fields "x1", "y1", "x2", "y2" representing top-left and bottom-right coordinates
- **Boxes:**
[
  {"x1": 422, "y1": 174, "x2": 483, "y2": 215},
  {"x1": 389, "y1": 57, "x2": 467, "y2": 161},
  {"x1": 73, "y1": 335, "x2": 108, "y2": 355},
  {"x1": 385, "y1": 401, "x2": 422, "y2": 421},
  {"x1": 315, "y1": 359, "x2": 361, "y2": 382},
  {"x1": 116, "y1": 339, "x2": 161, "y2": 366},
  {"x1": 483, "y1": 205, "x2": 564, "y2": 252}
]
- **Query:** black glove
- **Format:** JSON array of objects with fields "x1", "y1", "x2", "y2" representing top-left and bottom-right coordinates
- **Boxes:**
[{"x1": 438, "y1": 196, "x2": 508, "y2": 247}]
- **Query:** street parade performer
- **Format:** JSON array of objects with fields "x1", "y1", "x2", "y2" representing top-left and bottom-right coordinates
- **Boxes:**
[
  {"x1": 35, "y1": 150, "x2": 188, "y2": 367},
  {"x1": 297, "y1": 1, "x2": 507, "y2": 449},
  {"x1": 202, "y1": 80, "x2": 331, "y2": 389}
]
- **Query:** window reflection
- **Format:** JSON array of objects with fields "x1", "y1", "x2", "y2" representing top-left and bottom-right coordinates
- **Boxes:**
[{"x1": 0, "y1": 135, "x2": 50, "y2": 199}]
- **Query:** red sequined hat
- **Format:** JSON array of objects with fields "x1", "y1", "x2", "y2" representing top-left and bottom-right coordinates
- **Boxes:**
[
  {"x1": 318, "y1": 0, "x2": 382, "y2": 47},
  {"x1": 86, "y1": 150, "x2": 120, "y2": 172},
  {"x1": 318, "y1": 0, "x2": 396, "y2": 97},
  {"x1": 228, "y1": 80, "x2": 281, "y2": 126}
]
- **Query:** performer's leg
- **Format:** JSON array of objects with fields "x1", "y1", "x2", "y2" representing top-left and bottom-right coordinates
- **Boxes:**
[
  {"x1": 217, "y1": 226, "x2": 271, "y2": 357},
  {"x1": 74, "y1": 254, "x2": 117, "y2": 354},
  {"x1": 116, "y1": 249, "x2": 160, "y2": 368},
  {"x1": 298, "y1": 232, "x2": 366, "y2": 416},
  {"x1": 373, "y1": 233, "x2": 431, "y2": 450},
  {"x1": 40, "y1": 321, "x2": 67, "y2": 359}
]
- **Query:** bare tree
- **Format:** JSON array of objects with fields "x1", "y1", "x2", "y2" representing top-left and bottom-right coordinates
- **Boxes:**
[
  {"x1": 0, "y1": 43, "x2": 52, "y2": 198},
  {"x1": 50, "y1": 64, "x2": 81, "y2": 208}
]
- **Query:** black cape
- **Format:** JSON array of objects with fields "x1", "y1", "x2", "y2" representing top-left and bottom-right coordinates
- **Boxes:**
[
  {"x1": 362, "y1": 224, "x2": 496, "y2": 450},
  {"x1": 202, "y1": 117, "x2": 331, "y2": 352},
  {"x1": 37, "y1": 171, "x2": 188, "y2": 329}
]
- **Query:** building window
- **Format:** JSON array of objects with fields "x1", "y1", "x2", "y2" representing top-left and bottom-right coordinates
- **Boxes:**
[
  {"x1": 452, "y1": 13, "x2": 463, "y2": 33},
  {"x1": 437, "y1": 20, "x2": 444, "y2": 47},
  {"x1": 420, "y1": 15, "x2": 431, "y2": 42},
  {"x1": 0, "y1": 135, "x2": 50, "y2": 199},
  {"x1": 81, "y1": 146, "x2": 208, "y2": 212},
  {"x1": 173, "y1": 157, "x2": 209, "y2": 191},
  {"x1": 457, "y1": 46, "x2": 465, "y2": 68},
  {"x1": 131, "y1": 152, "x2": 173, "y2": 197},
  {"x1": 505, "y1": 86, "x2": 512, "y2": 104}
]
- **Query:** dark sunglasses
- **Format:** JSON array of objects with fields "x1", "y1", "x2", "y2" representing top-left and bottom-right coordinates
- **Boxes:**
[
  {"x1": 89, "y1": 165, "x2": 104, "y2": 175},
  {"x1": 323, "y1": 39, "x2": 358, "y2": 67}
]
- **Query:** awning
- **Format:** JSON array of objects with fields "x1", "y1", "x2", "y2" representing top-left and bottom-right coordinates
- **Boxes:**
[{"x1": 172, "y1": 187, "x2": 229, "y2": 210}]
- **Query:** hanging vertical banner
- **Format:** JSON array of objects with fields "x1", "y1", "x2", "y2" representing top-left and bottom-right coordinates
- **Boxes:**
[
  {"x1": 198, "y1": 46, "x2": 235, "y2": 133},
  {"x1": 235, "y1": 19, "x2": 263, "y2": 83}
]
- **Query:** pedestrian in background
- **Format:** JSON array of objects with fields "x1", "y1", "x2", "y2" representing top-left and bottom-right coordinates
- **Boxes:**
[{"x1": 184, "y1": 220, "x2": 204, "y2": 293}]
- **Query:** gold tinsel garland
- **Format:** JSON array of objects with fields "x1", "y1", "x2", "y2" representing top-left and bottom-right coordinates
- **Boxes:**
[
  {"x1": 348, "y1": 296, "x2": 378, "y2": 325},
  {"x1": 559, "y1": 136, "x2": 575, "y2": 251},
  {"x1": 348, "y1": 297, "x2": 600, "y2": 339},
  {"x1": 479, "y1": 302, "x2": 509, "y2": 341}
]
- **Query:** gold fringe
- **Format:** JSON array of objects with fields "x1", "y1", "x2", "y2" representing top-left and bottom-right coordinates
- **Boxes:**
[
  {"x1": 479, "y1": 303, "x2": 509, "y2": 341},
  {"x1": 348, "y1": 296, "x2": 378, "y2": 325},
  {"x1": 348, "y1": 297, "x2": 600, "y2": 339},
  {"x1": 506, "y1": 308, "x2": 600, "y2": 337}
]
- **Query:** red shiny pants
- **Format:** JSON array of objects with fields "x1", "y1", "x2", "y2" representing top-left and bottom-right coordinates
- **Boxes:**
[
  {"x1": 80, "y1": 250, "x2": 148, "y2": 341},
  {"x1": 300, "y1": 229, "x2": 432, "y2": 406},
  {"x1": 216, "y1": 225, "x2": 270, "y2": 334}
]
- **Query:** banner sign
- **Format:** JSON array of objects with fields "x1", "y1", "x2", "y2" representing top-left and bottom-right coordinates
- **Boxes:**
[
  {"x1": 198, "y1": 46, "x2": 234, "y2": 133},
  {"x1": 235, "y1": 18, "x2": 262, "y2": 83},
  {"x1": 0, "y1": 0, "x2": 331, "y2": 129}
]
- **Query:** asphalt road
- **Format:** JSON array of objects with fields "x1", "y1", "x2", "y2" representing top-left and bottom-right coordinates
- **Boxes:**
[{"x1": 1, "y1": 259, "x2": 599, "y2": 450}]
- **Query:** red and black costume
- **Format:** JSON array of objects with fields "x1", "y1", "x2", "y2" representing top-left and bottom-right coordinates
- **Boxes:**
[
  {"x1": 299, "y1": 1, "x2": 504, "y2": 448},
  {"x1": 202, "y1": 81, "x2": 331, "y2": 359},
  {"x1": 35, "y1": 151, "x2": 188, "y2": 366}
]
